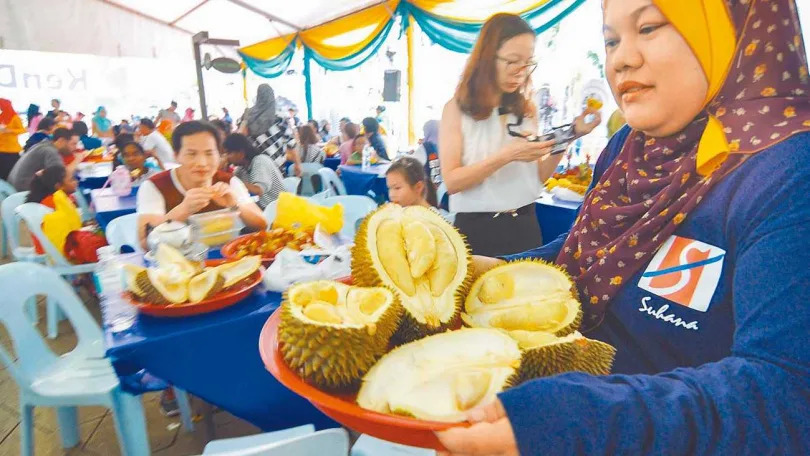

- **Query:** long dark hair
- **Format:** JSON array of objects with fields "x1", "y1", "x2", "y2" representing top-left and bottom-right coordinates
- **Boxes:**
[
  {"x1": 387, "y1": 157, "x2": 438, "y2": 207},
  {"x1": 455, "y1": 13, "x2": 535, "y2": 120},
  {"x1": 27, "y1": 166, "x2": 67, "y2": 204},
  {"x1": 298, "y1": 124, "x2": 320, "y2": 150},
  {"x1": 223, "y1": 133, "x2": 260, "y2": 162}
]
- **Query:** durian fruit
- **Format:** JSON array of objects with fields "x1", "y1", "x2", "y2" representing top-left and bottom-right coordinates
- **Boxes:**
[
  {"x1": 510, "y1": 330, "x2": 616, "y2": 381},
  {"x1": 217, "y1": 256, "x2": 262, "y2": 287},
  {"x1": 357, "y1": 328, "x2": 521, "y2": 423},
  {"x1": 353, "y1": 205, "x2": 472, "y2": 344},
  {"x1": 136, "y1": 268, "x2": 189, "y2": 305},
  {"x1": 463, "y1": 260, "x2": 582, "y2": 337},
  {"x1": 123, "y1": 264, "x2": 148, "y2": 298},
  {"x1": 154, "y1": 243, "x2": 199, "y2": 280},
  {"x1": 279, "y1": 281, "x2": 402, "y2": 390},
  {"x1": 188, "y1": 268, "x2": 225, "y2": 303}
]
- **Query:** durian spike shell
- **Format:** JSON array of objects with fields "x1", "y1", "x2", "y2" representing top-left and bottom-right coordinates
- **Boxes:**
[
  {"x1": 279, "y1": 281, "x2": 402, "y2": 391},
  {"x1": 123, "y1": 264, "x2": 148, "y2": 298},
  {"x1": 136, "y1": 269, "x2": 189, "y2": 304},
  {"x1": 352, "y1": 204, "x2": 473, "y2": 345},
  {"x1": 515, "y1": 331, "x2": 616, "y2": 382},
  {"x1": 464, "y1": 258, "x2": 582, "y2": 337}
]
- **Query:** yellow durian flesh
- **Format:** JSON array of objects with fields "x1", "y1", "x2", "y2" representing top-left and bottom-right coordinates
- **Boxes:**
[
  {"x1": 352, "y1": 205, "x2": 472, "y2": 344},
  {"x1": 136, "y1": 268, "x2": 189, "y2": 304},
  {"x1": 357, "y1": 328, "x2": 520, "y2": 423},
  {"x1": 154, "y1": 243, "x2": 198, "y2": 280},
  {"x1": 218, "y1": 256, "x2": 261, "y2": 288},
  {"x1": 279, "y1": 281, "x2": 402, "y2": 390},
  {"x1": 188, "y1": 268, "x2": 224, "y2": 303},
  {"x1": 464, "y1": 260, "x2": 582, "y2": 337}
]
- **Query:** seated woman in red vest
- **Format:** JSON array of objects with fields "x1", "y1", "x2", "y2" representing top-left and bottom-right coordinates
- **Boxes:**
[{"x1": 136, "y1": 121, "x2": 267, "y2": 248}]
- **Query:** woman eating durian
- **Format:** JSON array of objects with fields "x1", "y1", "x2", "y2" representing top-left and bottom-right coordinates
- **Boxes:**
[{"x1": 437, "y1": 1, "x2": 810, "y2": 455}]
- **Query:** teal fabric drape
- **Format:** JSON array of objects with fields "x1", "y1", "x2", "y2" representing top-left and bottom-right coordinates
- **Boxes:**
[
  {"x1": 303, "y1": 48, "x2": 314, "y2": 121},
  {"x1": 402, "y1": 0, "x2": 587, "y2": 54},
  {"x1": 239, "y1": 40, "x2": 296, "y2": 78}
]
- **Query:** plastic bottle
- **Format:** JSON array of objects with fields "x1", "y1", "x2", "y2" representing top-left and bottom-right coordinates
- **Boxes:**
[
  {"x1": 361, "y1": 144, "x2": 372, "y2": 170},
  {"x1": 94, "y1": 246, "x2": 136, "y2": 332}
]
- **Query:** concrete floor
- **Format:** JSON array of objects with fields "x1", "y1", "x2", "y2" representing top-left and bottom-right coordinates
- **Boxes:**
[{"x1": 0, "y1": 259, "x2": 262, "y2": 456}]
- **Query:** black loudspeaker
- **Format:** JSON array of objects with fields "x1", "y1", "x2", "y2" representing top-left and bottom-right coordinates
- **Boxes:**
[{"x1": 383, "y1": 70, "x2": 401, "y2": 102}]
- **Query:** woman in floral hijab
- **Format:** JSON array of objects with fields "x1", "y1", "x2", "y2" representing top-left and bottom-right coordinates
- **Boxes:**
[{"x1": 440, "y1": 0, "x2": 810, "y2": 454}]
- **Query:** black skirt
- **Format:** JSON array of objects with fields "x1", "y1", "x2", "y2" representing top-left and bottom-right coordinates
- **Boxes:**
[{"x1": 454, "y1": 203, "x2": 543, "y2": 257}]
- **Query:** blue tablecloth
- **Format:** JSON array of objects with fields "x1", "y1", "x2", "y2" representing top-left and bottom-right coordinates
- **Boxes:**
[
  {"x1": 92, "y1": 188, "x2": 137, "y2": 230},
  {"x1": 323, "y1": 157, "x2": 340, "y2": 171},
  {"x1": 339, "y1": 164, "x2": 390, "y2": 203},
  {"x1": 77, "y1": 163, "x2": 113, "y2": 191},
  {"x1": 102, "y1": 256, "x2": 336, "y2": 431},
  {"x1": 534, "y1": 192, "x2": 581, "y2": 243}
]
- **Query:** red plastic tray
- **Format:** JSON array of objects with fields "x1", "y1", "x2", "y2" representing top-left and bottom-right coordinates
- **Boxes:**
[
  {"x1": 258, "y1": 309, "x2": 467, "y2": 451},
  {"x1": 127, "y1": 259, "x2": 263, "y2": 317}
]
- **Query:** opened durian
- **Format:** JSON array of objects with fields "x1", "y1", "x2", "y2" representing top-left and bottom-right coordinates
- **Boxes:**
[
  {"x1": 123, "y1": 264, "x2": 148, "y2": 298},
  {"x1": 279, "y1": 281, "x2": 402, "y2": 390},
  {"x1": 153, "y1": 243, "x2": 199, "y2": 280},
  {"x1": 357, "y1": 328, "x2": 521, "y2": 422},
  {"x1": 188, "y1": 268, "x2": 225, "y2": 303},
  {"x1": 463, "y1": 260, "x2": 582, "y2": 337},
  {"x1": 510, "y1": 330, "x2": 616, "y2": 381},
  {"x1": 135, "y1": 268, "x2": 189, "y2": 304},
  {"x1": 353, "y1": 205, "x2": 472, "y2": 344},
  {"x1": 217, "y1": 256, "x2": 262, "y2": 287}
]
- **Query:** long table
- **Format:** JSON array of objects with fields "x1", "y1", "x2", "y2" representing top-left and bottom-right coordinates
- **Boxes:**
[
  {"x1": 534, "y1": 192, "x2": 581, "y2": 243},
  {"x1": 101, "y1": 258, "x2": 336, "y2": 432},
  {"x1": 91, "y1": 188, "x2": 137, "y2": 229}
]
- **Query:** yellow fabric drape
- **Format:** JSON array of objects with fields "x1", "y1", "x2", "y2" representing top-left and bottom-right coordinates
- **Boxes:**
[
  {"x1": 411, "y1": 0, "x2": 552, "y2": 22},
  {"x1": 240, "y1": 34, "x2": 297, "y2": 60},
  {"x1": 406, "y1": 14, "x2": 416, "y2": 145},
  {"x1": 654, "y1": 0, "x2": 736, "y2": 175},
  {"x1": 299, "y1": 1, "x2": 400, "y2": 60}
]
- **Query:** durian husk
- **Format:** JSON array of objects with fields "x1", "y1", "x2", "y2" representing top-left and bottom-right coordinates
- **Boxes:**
[
  {"x1": 463, "y1": 258, "x2": 582, "y2": 337},
  {"x1": 135, "y1": 269, "x2": 189, "y2": 305},
  {"x1": 513, "y1": 331, "x2": 616, "y2": 382},
  {"x1": 124, "y1": 264, "x2": 148, "y2": 298},
  {"x1": 352, "y1": 204, "x2": 473, "y2": 345},
  {"x1": 279, "y1": 281, "x2": 402, "y2": 391}
]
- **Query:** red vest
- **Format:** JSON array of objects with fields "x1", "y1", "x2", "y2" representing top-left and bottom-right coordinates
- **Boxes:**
[{"x1": 149, "y1": 169, "x2": 233, "y2": 213}]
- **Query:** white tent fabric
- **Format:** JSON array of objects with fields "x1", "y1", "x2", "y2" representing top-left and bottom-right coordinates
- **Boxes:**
[{"x1": 0, "y1": 0, "x2": 384, "y2": 59}]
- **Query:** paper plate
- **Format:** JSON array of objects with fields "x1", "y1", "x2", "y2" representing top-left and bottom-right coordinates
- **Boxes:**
[
  {"x1": 258, "y1": 310, "x2": 467, "y2": 451},
  {"x1": 126, "y1": 259, "x2": 263, "y2": 317}
]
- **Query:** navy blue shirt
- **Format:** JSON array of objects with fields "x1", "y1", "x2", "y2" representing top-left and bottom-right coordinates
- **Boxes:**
[
  {"x1": 23, "y1": 132, "x2": 48, "y2": 151},
  {"x1": 502, "y1": 128, "x2": 810, "y2": 454}
]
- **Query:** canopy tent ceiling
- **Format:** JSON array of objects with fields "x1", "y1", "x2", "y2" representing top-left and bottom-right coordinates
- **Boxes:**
[{"x1": 103, "y1": 0, "x2": 388, "y2": 46}]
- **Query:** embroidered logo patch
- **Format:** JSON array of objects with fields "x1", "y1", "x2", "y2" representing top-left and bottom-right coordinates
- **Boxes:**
[{"x1": 638, "y1": 236, "x2": 725, "y2": 312}]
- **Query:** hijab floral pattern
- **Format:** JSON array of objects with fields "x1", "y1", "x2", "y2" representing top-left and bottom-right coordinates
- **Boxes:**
[{"x1": 558, "y1": 0, "x2": 810, "y2": 331}]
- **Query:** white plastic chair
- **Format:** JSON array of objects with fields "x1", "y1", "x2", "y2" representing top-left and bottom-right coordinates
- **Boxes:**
[
  {"x1": 16, "y1": 202, "x2": 98, "y2": 339},
  {"x1": 205, "y1": 428, "x2": 349, "y2": 456},
  {"x1": 321, "y1": 195, "x2": 378, "y2": 239},
  {"x1": 1, "y1": 191, "x2": 47, "y2": 264},
  {"x1": 296, "y1": 163, "x2": 325, "y2": 197},
  {"x1": 0, "y1": 262, "x2": 150, "y2": 456},
  {"x1": 282, "y1": 177, "x2": 301, "y2": 194},
  {"x1": 203, "y1": 424, "x2": 314, "y2": 454},
  {"x1": 317, "y1": 168, "x2": 346, "y2": 196},
  {"x1": 105, "y1": 213, "x2": 143, "y2": 254},
  {"x1": 351, "y1": 434, "x2": 436, "y2": 455}
]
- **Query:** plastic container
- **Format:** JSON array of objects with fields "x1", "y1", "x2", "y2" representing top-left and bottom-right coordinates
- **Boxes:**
[
  {"x1": 189, "y1": 208, "x2": 244, "y2": 247},
  {"x1": 94, "y1": 246, "x2": 136, "y2": 333}
]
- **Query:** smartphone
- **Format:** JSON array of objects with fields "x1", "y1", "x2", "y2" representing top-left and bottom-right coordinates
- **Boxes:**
[{"x1": 536, "y1": 125, "x2": 576, "y2": 155}]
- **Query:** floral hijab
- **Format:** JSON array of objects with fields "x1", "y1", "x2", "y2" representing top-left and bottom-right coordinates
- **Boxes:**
[{"x1": 559, "y1": 0, "x2": 810, "y2": 331}]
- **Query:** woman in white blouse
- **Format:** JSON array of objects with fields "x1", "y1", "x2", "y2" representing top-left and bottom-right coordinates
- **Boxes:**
[{"x1": 440, "y1": 14, "x2": 600, "y2": 256}]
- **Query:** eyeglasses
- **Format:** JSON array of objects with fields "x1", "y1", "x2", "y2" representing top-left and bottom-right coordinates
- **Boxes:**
[{"x1": 496, "y1": 56, "x2": 538, "y2": 75}]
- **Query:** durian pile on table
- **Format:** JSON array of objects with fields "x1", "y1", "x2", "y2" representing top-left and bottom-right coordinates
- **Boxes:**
[{"x1": 270, "y1": 204, "x2": 616, "y2": 445}]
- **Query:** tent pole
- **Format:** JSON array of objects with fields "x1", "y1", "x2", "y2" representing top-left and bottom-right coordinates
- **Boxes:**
[
  {"x1": 303, "y1": 49, "x2": 314, "y2": 121},
  {"x1": 406, "y1": 14, "x2": 416, "y2": 145},
  {"x1": 193, "y1": 32, "x2": 209, "y2": 120}
]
